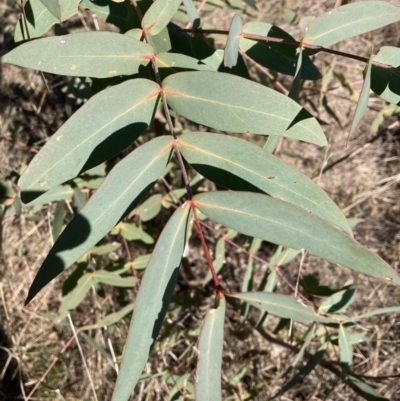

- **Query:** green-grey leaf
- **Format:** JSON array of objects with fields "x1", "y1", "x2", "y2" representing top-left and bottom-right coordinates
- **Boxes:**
[
  {"x1": 80, "y1": 303, "x2": 135, "y2": 331},
  {"x1": 196, "y1": 296, "x2": 226, "y2": 401},
  {"x1": 23, "y1": 185, "x2": 73, "y2": 208},
  {"x1": 3, "y1": 32, "x2": 153, "y2": 78},
  {"x1": 164, "y1": 72, "x2": 326, "y2": 146},
  {"x1": 194, "y1": 191, "x2": 400, "y2": 284},
  {"x1": 178, "y1": 132, "x2": 350, "y2": 232},
  {"x1": 343, "y1": 375, "x2": 389, "y2": 401},
  {"x1": 142, "y1": 0, "x2": 182, "y2": 35},
  {"x1": 18, "y1": 79, "x2": 160, "y2": 198},
  {"x1": 347, "y1": 306, "x2": 400, "y2": 323},
  {"x1": 52, "y1": 200, "x2": 66, "y2": 242},
  {"x1": 204, "y1": 237, "x2": 225, "y2": 285},
  {"x1": 25, "y1": 136, "x2": 173, "y2": 304},
  {"x1": 339, "y1": 324, "x2": 353, "y2": 367},
  {"x1": 318, "y1": 288, "x2": 356, "y2": 314},
  {"x1": 349, "y1": 51, "x2": 373, "y2": 141},
  {"x1": 371, "y1": 46, "x2": 400, "y2": 105},
  {"x1": 112, "y1": 222, "x2": 154, "y2": 245},
  {"x1": 275, "y1": 344, "x2": 327, "y2": 399},
  {"x1": 303, "y1": 2, "x2": 400, "y2": 48},
  {"x1": 14, "y1": 0, "x2": 80, "y2": 42},
  {"x1": 112, "y1": 204, "x2": 192, "y2": 401},
  {"x1": 240, "y1": 22, "x2": 321, "y2": 80},
  {"x1": 229, "y1": 292, "x2": 333, "y2": 323},
  {"x1": 288, "y1": 46, "x2": 302, "y2": 101},
  {"x1": 136, "y1": 194, "x2": 162, "y2": 222},
  {"x1": 224, "y1": 15, "x2": 242, "y2": 68},
  {"x1": 58, "y1": 271, "x2": 137, "y2": 321},
  {"x1": 155, "y1": 52, "x2": 212, "y2": 77}
]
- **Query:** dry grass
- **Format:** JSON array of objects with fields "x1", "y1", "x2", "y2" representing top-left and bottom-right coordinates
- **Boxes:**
[{"x1": 1, "y1": 0, "x2": 400, "y2": 400}]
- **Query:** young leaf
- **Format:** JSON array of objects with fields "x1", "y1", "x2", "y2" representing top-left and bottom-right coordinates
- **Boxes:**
[
  {"x1": 80, "y1": 303, "x2": 135, "y2": 331},
  {"x1": 135, "y1": 194, "x2": 163, "y2": 222},
  {"x1": 318, "y1": 288, "x2": 356, "y2": 314},
  {"x1": 203, "y1": 237, "x2": 225, "y2": 285},
  {"x1": 164, "y1": 72, "x2": 327, "y2": 146},
  {"x1": 112, "y1": 222, "x2": 154, "y2": 245},
  {"x1": 155, "y1": 52, "x2": 212, "y2": 78},
  {"x1": 228, "y1": 292, "x2": 333, "y2": 324},
  {"x1": 112, "y1": 204, "x2": 192, "y2": 401},
  {"x1": 18, "y1": 79, "x2": 160, "y2": 198},
  {"x1": 348, "y1": 50, "x2": 373, "y2": 143},
  {"x1": 274, "y1": 344, "x2": 327, "y2": 399},
  {"x1": 370, "y1": 46, "x2": 400, "y2": 105},
  {"x1": 288, "y1": 46, "x2": 303, "y2": 101},
  {"x1": 239, "y1": 22, "x2": 321, "y2": 80},
  {"x1": 3, "y1": 32, "x2": 154, "y2": 78},
  {"x1": 142, "y1": 0, "x2": 182, "y2": 36},
  {"x1": 303, "y1": 2, "x2": 400, "y2": 48},
  {"x1": 58, "y1": 271, "x2": 137, "y2": 321},
  {"x1": 178, "y1": 132, "x2": 350, "y2": 232},
  {"x1": 14, "y1": 0, "x2": 80, "y2": 42},
  {"x1": 182, "y1": 0, "x2": 200, "y2": 29},
  {"x1": 25, "y1": 136, "x2": 173, "y2": 304},
  {"x1": 241, "y1": 237, "x2": 261, "y2": 317},
  {"x1": 52, "y1": 200, "x2": 66, "y2": 242},
  {"x1": 196, "y1": 296, "x2": 226, "y2": 401},
  {"x1": 339, "y1": 324, "x2": 353, "y2": 367},
  {"x1": 148, "y1": 27, "x2": 172, "y2": 53},
  {"x1": 284, "y1": 324, "x2": 316, "y2": 377},
  {"x1": 343, "y1": 375, "x2": 389, "y2": 401},
  {"x1": 224, "y1": 15, "x2": 242, "y2": 68},
  {"x1": 194, "y1": 191, "x2": 400, "y2": 284},
  {"x1": 347, "y1": 306, "x2": 400, "y2": 323},
  {"x1": 23, "y1": 185, "x2": 74, "y2": 208}
]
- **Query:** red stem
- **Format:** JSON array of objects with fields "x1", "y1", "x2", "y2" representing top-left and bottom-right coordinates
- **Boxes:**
[{"x1": 190, "y1": 201, "x2": 223, "y2": 295}]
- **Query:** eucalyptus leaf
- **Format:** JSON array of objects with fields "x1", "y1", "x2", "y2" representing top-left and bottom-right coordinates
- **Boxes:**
[
  {"x1": 112, "y1": 204, "x2": 192, "y2": 401},
  {"x1": 194, "y1": 191, "x2": 400, "y2": 284},
  {"x1": 303, "y1": 2, "x2": 400, "y2": 48},
  {"x1": 4, "y1": 32, "x2": 154, "y2": 78},
  {"x1": 18, "y1": 79, "x2": 160, "y2": 198},
  {"x1": 25, "y1": 136, "x2": 173, "y2": 304},
  {"x1": 164, "y1": 72, "x2": 326, "y2": 146}
]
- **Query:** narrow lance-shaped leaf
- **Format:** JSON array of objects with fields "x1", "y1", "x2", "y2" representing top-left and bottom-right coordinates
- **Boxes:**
[
  {"x1": 14, "y1": 0, "x2": 80, "y2": 42},
  {"x1": 339, "y1": 324, "x2": 353, "y2": 367},
  {"x1": 224, "y1": 14, "x2": 242, "y2": 68},
  {"x1": 25, "y1": 136, "x2": 173, "y2": 304},
  {"x1": 343, "y1": 374, "x2": 389, "y2": 401},
  {"x1": 228, "y1": 292, "x2": 334, "y2": 323},
  {"x1": 196, "y1": 296, "x2": 226, "y2": 401},
  {"x1": 142, "y1": 0, "x2": 182, "y2": 36},
  {"x1": 3, "y1": 32, "x2": 154, "y2": 78},
  {"x1": 112, "y1": 204, "x2": 192, "y2": 401},
  {"x1": 164, "y1": 72, "x2": 327, "y2": 146},
  {"x1": 348, "y1": 50, "x2": 373, "y2": 144},
  {"x1": 18, "y1": 79, "x2": 160, "y2": 199},
  {"x1": 178, "y1": 132, "x2": 350, "y2": 232},
  {"x1": 303, "y1": 2, "x2": 400, "y2": 48},
  {"x1": 346, "y1": 306, "x2": 400, "y2": 323},
  {"x1": 288, "y1": 46, "x2": 303, "y2": 101},
  {"x1": 370, "y1": 46, "x2": 400, "y2": 105},
  {"x1": 58, "y1": 271, "x2": 137, "y2": 321},
  {"x1": 194, "y1": 191, "x2": 400, "y2": 284},
  {"x1": 273, "y1": 344, "x2": 327, "y2": 399}
]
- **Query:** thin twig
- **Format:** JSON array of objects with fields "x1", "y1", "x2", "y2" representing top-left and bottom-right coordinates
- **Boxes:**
[
  {"x1": 67, "y1": 314, "x2": 99, "y2": 401},
  {"x1": 168, "y1": 27, "x2": 400, "y2": 72}
]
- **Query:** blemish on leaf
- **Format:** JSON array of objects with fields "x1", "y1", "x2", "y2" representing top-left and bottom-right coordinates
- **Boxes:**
[
  {"x1": 60, "y1": 39, "x2": 66, "y2": 44},
  {"x1": 109, "y1": 70, "x2": 117, "y2": 75},
  {"x1": 70, "y1": 65, "x2": 77, "y2": 71},
  {"x1": 39, "y1": 181, "x2": 47, "y2": 187},
  {"x1": 56, "y1": 135, "x2": 63, "y2": 142},
  {"x1": 268, "y1": 176, "x2": 275, "y2": 180},
  {"x1": 209, "y1": 308, "x2": 216, "y2": 315}
]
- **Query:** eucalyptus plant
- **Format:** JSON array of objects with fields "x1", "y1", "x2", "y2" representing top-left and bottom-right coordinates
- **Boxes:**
[{"x1": 3, "y1": 0, "x2": 400, "y2": 400}]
